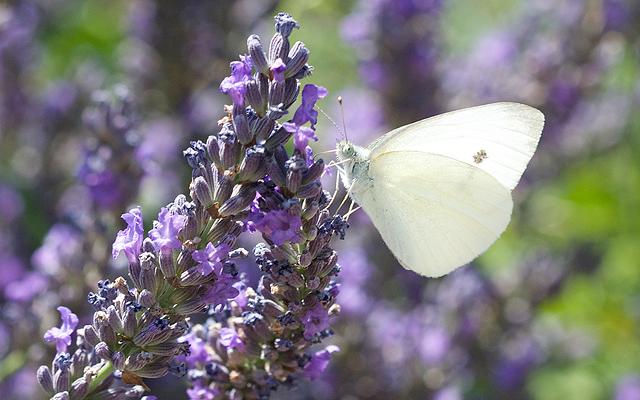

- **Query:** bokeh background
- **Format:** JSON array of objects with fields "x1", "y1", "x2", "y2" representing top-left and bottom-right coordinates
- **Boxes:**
[{"x1": 1, "y1": 0, "x2": 639, "y2": 399}]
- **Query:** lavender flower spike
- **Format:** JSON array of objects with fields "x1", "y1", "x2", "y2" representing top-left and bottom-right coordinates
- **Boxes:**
[
  {"x1": 112, "y1": 207, "x2": 144, "y2": 263},
  {"x1": 44, "y1": 306, "x2": 79, "y2": 353}
]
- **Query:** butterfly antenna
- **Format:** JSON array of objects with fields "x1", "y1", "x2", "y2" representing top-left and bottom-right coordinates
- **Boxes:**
[
  {"x1": 317, "y1": 105, "x2": 345, "y2": 141},
  {"x1": 337, "y1": 96, "x2": 348, "y2": 142}
]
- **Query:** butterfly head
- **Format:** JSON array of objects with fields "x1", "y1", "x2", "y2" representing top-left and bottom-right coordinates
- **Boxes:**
[{"x1": 336, "y1": 140, "x2": 356, "y2": 162}]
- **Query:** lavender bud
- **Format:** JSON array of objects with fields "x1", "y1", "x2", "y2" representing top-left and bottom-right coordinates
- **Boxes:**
[
  {"x1": 139, "y1": 267, "x2": 157, "y2": 294},
  {"x1": 213, "y1": 172, "x2": 235, "y2": 205},
  {"x1": 111, "y1": 352, "x2": 126, "y2": 371},
  {"x1": 302, "y1": 159, "x2": 324, "y2": 184},
  {"x1": 82, "y1": 325, "x2": 100, "y2": 347},
  {"x1": 107, "y1": 306, "x2": 123, "y2": 333},
  {"x1": 247, "y1": 35, "x2": 269, "y2": 74},
  {"x1": 269, "y1": 81, "x2": 285, "y2": 106},
  {"x1": 206, "y1": 135, "x2": 222, "y2": 167},
  {"x1": 266, "y1": 105, "x2": 288, "y2": 120},
  {"x1": 70, "y1": 377, "x2": 88, "y2": 400},
  {"x1": 136, "y1": 363, "x2": 169, "y2": 379},
  {"x1": 125, "y1": 352, "x2": 153, "y2": 371},
  {"x1": 146, "y1": 341, "x2": 181, "y2": 356},
  {"x1": 283, "y1": 79, "x2": 299, "y2": 109},
  {"x1": 94, "y1": 342, "x2": 112, "y2": 361},
  {"x1": 274, "y1": 12, "x2": 299, "y2": 38},
  {"x1": 180, "y1": 267, "x2": 211, "y2": 286},
  {"x1": 54, "y1": 367, "x2": 70, "y2": 393},
  {"x1": 285, "y1": 41, "x2": 309, "y2": 78},
  {"x1": 267, "y1": 157, "x2": 287, "y2": 188},
  {"x1": 52, "y1": 392, "x2": 70, "y2": 400},
  {"x1": 264, "y1": 126, "x2": 292, "y2": 150},
  {"x1": 219, "y1": 126, "x2": 240, "y2": 169},
  {"x1": 269, "y1": 33, "x2": 289, "y2": 64},
  {"x1": 296, "y1": 181, "x2": 322, "y2": 198},
  {"x1": 237, "y1": 145, "x2": 266, "y2": 182},
  {"x1": 299, "y1": 251, "x2": 312, "y2": 268},
  {"x1": 219, "y1": 184, "x2": 258, "y2": 217},
  {"x1": 98, "y1": 323, "x2": 116, "y2": 344},
  {"x1": 37, "y1": 366, "x2": 54, "y2": 394},
  {"x1": 245, "y1": 80, "x2": 265, "y2": 114},
  {"x1": 287, "y1": 272, "x2": 305, "y2": 288},
  {"x1": 253, "y1": 117, "x2": 275, "y2": 143},
  {"x1": 258, "y1": 72, "x2": 269, "y2": 102},
  {"x1": 122, "y1": 309, "x2": 137, "y2": 337},
  {"x1": 158, "y1": 250, "x2": 176, "y2": 279},
  {"x1": 192, "y1": 176, "x2": 214, "y2": 208},
  {"x1": 128, "y1": 260, "x2": 142, "y2": 289},
  {"x1": 233, "y1": 113, "x2": 252, "y2": 145},
  {"x1": 138, "y1": 289, "x2": 156, "y2": 308}
]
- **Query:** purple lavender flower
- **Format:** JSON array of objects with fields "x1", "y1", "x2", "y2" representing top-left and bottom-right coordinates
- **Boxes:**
[
  {"x1": 270, "y1": 58, "x2": 286, "y2": 82},
  {"x1": 301, "y1": 303, "x2": 330, "y2": 340},
  {"x1": 304, "y1": 345, "x2": 339, "y2": 379},
  {"x1": 187, "y1": 382, "x2": 218, "y2": 400},
  {"x1": 203, "y1": 277, "x2": 240, "y2": 307},
  {"x1": 218, "y1": 327, "x2": 244, "y2": 350},
  {"x1": 179, "y1": 331, "x2": 210, "y2": 367},
  {"x1": 149, "y1": 207, "x2": 187, "y2": 251},
  {"x1": 219, "y1": 55, "x2": 253, "y2": 106},
  {"x1": 191, "y1": 242, "x2": 231, "y2": 276},
  {"x1": 282, "y1": 84, "x2": 328, "y2": 151},
  {"x1": 43, "y1": 306, "x2": 78, "y2": 353},
  {"x1": 112, "y1": 207, "x2": 144, "y2": 263},
  {"x1": 249, "y1": 208, "x2": 303, "y2": 245}
]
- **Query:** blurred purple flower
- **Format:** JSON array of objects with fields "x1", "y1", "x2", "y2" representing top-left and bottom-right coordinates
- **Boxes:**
[
  {"x1": 187, "y1": 381, "x2": 219, "y2": 400},
  {"x1": 179, "y1": 331, "x2": 209, "y2": 368},
  {"x1": 418, "y1": 327, "x2": 450, "y2": 364},
  {"x1": 4, "y1": 272, "x2": 47, "y2": 302},
  {"x1": 218, "y1": 327, "x2": 244, "y2": 350},
  {"x1": 112, "y1": 207, "x2": 144, "y2": 263},
  {"x1": 0, "y1": 184, "x2": 24, "y2": 222},
  {"x1": 32, "y1": 224, "x2": 83, "y2": 275},
  {"x1": 304, "y1": 345, "x2": 339, "y2": 379},
  {"x1": 192, "y1": 242, "x2": 230, "y2": 276},
  {"x1": 220, "y1": 55, "x2": 252, "y2": 106},
  {"x1": 616, "y1": 375, "x2": 640, "y2": 400},
  {"x1": 43, "y1": 306, "x2": 78, "y2": 353},
  {"x1": 0, "y1": 255, "x2": 24, "y2": 291},
  {"x1": 149, "y1": 207, "x2": 186, "y2": 251}
]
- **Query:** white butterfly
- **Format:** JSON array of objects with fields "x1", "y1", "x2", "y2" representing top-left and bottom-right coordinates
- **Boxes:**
[{"x1": 336, "y1": 102, "x2": 544, "y2": 278}]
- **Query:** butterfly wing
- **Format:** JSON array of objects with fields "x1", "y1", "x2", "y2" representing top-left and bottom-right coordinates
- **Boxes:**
[
  {"x1": 358, "y1": 151, "x2": 513, "y2": 277},
  {"x1": 368, "y1": 102, "x2": 544, "y2": 191}
]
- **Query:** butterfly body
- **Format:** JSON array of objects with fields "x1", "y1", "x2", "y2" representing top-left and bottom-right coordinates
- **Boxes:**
[{"x1": 335, "y1": 102, "x2": 545, "y2": 278}]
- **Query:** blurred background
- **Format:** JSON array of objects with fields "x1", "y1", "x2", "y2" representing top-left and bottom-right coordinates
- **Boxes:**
[{"x1": 1, "y1": 0, "x2": 639, "y2": 399}]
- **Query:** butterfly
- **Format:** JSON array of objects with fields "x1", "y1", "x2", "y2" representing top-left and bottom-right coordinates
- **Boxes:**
[{"x1": 335, "y1": 102, "x2": 544, "y2": 277}]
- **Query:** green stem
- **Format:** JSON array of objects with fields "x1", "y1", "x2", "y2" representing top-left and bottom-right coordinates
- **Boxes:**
[{"x1": 87, "y1": 361, "x2": 113, "y2": 395}]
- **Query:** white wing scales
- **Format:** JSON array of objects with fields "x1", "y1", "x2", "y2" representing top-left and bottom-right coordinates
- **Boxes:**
[
  {"x1": 351, "y1": 102, "x2": 544, "y2": 277},
  {"x1": 369, "y1": 102, "x2": 544, "y2": 191},
  {"x1": 360, "y1": 152, "x2": 513, "y2": 277}
]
